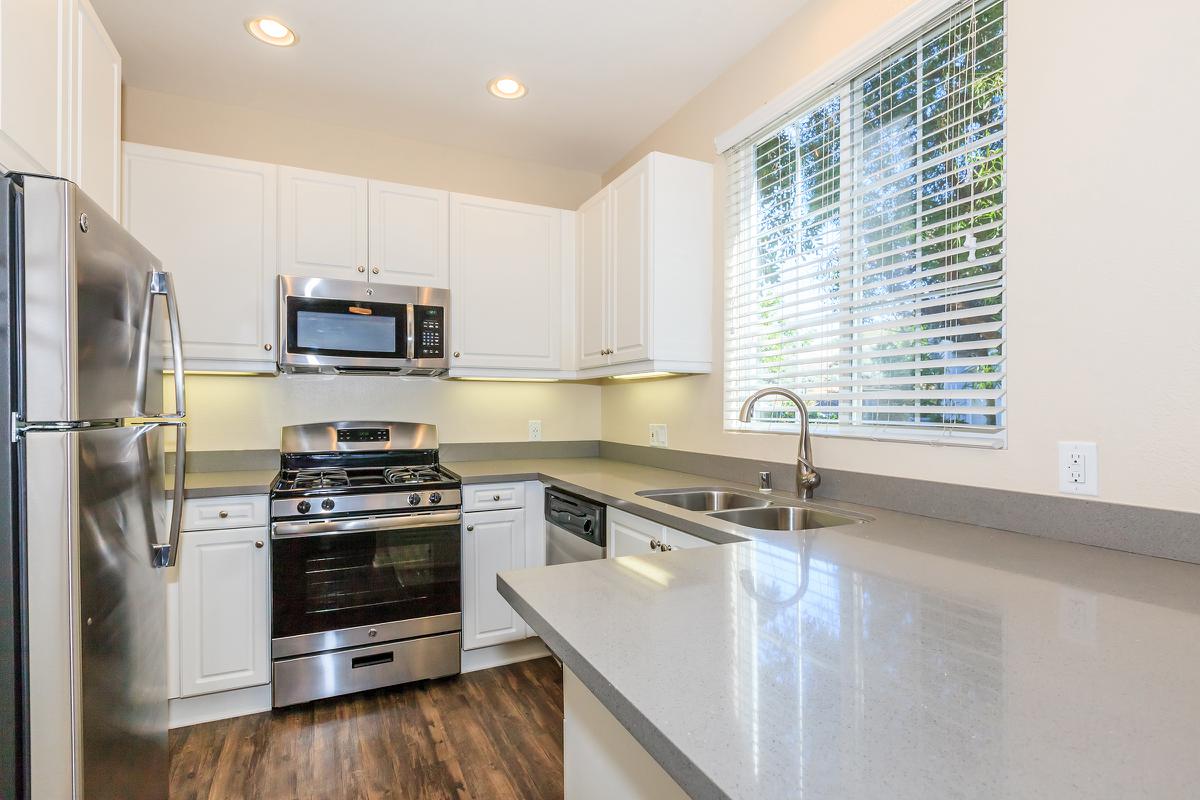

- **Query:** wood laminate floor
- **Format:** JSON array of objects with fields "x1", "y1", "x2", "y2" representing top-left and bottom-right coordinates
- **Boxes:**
[{"x1": 169, "y1": 657, "x2": 564, "y2": 800}]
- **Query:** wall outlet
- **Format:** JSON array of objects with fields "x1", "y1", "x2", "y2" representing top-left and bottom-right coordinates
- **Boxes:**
[
  {"x1": 1058, "y1": 441, "x2": 1098, "y2": 495},
  {"x1": 528, "y1": 420, "x2": 542, "y2": 441},
  {"x1": 649, "y1": 424, "x2": 668, "y2": 448}
]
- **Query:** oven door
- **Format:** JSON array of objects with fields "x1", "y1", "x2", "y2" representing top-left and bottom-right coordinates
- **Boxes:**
[
  {"x1": 271, "y1": 511, "x2": 462, "y2": 658},
  {"x1": 277, "y1": 275, "x2": 449, "y2": 374}
]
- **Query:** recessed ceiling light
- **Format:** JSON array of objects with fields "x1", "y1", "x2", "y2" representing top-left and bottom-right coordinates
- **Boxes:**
[
  {"x1": 487, "y1": 76, "x2": 527, "y2": 100},
  {"x1": 246, "y1": 17, "x2": 297, "y2": 47}
]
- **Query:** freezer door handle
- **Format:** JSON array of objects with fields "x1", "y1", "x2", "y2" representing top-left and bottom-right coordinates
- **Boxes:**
[
  {"x1": 151, "y1": 421, "x2": 186, "y2": 568},
  {"x1": 139, "y1": 270, "x2": 187, "y2": 420}
]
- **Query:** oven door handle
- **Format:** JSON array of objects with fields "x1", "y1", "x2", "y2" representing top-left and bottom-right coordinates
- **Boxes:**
[{"x1": 271, "y1": 510, "x2": 463, "y2": 538}]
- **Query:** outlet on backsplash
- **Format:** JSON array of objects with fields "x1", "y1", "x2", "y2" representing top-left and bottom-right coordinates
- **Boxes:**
[
  {"x1": 649, "y1": 424, "x2": 668, "y2": 448},
  {"x1": 528, "y1": 420, "x2": 542, "y2": 441}
]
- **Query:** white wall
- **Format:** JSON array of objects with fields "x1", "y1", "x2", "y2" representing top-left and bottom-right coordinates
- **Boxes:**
[
  {"x1": 601, "y1": 0, "x2": 1200, "y2": 513},
  {"x1": 168, "y1": 374, "x2": 600, "y2": 452}
]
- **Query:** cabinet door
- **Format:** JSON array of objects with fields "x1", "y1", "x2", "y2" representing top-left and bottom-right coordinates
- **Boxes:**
[
  {"x1": 462, "y1": 508, "x2": 527, "y2": 650},
  {"x1": 608, "y1": 159, "x2": 651, "y2": 364},
  {"x1": 577, "y1": 190, "x2": 610, "y2": 369},
  {"x1": 368, "y1": 180, "x2": 449, "y2": 287},
  {"x1": 70, "y1": 0, "x2": 121, "y2": 219},
  {"x1": 123, "y1": 145, "x2": 278, "y2": 367},
  {"x1": 0, "y1": 0, "x2": 68, "y2": 174},
  {"x1": 178, "y1": 526, "x2": 270, "y2": 697},
  {"x1": 607, "y1": 508, "x2": 662, "y2": 558},
  {"x1": 278, "y1": 166, "x2": 368, "y2": 281},
  {"x1": 661, "y1": 526, "x2": 714, "y2": 550},
  {"x1": 450, "y1": 194, "x2": 562, "y2": 370}
]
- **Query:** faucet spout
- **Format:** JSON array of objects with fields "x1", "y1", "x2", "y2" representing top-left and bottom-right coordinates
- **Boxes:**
[{"x1": 737, "y1": 387, "x2": 821, "y2": 500}]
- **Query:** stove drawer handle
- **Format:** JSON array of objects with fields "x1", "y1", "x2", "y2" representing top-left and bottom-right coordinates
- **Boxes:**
[{"x1": 271, "y1": 510, "x2": 462, "y2": 538}]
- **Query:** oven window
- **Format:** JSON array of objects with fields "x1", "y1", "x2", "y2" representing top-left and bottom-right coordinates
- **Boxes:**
[
  {"x1": 272, "y1": 525, "x2": 460, "y2": 639},
  {"x1": 296, "y1": 310, "x2": 395, "y2": 353}
]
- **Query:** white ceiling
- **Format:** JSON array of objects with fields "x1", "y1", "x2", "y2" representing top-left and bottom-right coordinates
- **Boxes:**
[{"x1": 92, "y1": 0, "x2": 807, "y2": 173}]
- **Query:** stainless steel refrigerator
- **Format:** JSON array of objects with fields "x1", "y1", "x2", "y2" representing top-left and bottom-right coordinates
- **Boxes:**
[{"x1": 2, "y1": 173, "x2": 186, "y2": 799}]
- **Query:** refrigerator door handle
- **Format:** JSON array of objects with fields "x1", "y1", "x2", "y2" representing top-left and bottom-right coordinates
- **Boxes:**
[
  {"x1": 139, "y1": 270, "x2": 186, "y2": 420},
  {"x1": 151, "y1": 421, "x2": 186, "y2": 568}
]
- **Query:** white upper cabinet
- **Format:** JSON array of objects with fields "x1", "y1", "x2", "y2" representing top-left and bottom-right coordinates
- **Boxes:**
[
  {"x1": 576, "y1": 190, "x2": 610, "y2": 370},
  {"x1": 0, "y1": 0, "x2": 121, "y2": 219},
  {"x1": 69, "y1": 0, "x2": 121, "y2": 219},
  {"x1": 368, "y1": 180, "x2": 449, "y2": 287},
  {"x1": 123, "y1": 144, "x2": 278, "y2": 371},
  {"x1": 449, "y1": 193, "x2": 567, "y2": 374},
  {"x1": 0, "y1": 0, "x2": 68, "y2": 175},
  {"x1": 608, "y1": 159, "x2": 651, "y2": 365},
  {"x1": 278, "y1": 166, "x2": 369, "y2": 281},
  {"x1": 575, "y1": 151, "x2": 713, "y2": 378}
]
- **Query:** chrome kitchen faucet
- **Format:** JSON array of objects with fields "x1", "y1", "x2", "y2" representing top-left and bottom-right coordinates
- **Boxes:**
[{"x1": 738, "y1": 387, "x2": 821, "y2": 500}]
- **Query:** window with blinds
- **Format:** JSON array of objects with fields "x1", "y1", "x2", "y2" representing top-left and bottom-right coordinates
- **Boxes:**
[{"x1": 724, "y1": 0, "x2": 1006, "y2": 447}]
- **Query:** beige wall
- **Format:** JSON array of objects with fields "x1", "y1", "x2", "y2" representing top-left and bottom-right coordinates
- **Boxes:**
[
  {"x1": 168, "y1": 375, "x2": 600, "y2": 452},
  {"x1": 124, "y1": 86, "x2": 601, "y2": 209},
  {"x1": 601, "y1": 0, "x2": 1200, "y2": 513},
  {"x1": 128, "y1": 85, "x2": 604, "y2": 450}
]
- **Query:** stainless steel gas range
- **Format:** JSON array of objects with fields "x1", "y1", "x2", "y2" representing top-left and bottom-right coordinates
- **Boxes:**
[{"x1": 268, "y1": 421, "x2": 463, "y2": 707}]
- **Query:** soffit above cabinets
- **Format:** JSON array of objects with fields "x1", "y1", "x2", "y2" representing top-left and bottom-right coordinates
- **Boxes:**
[{"x1": 90, "y1": 0, "x2": 806, "y2": 172}]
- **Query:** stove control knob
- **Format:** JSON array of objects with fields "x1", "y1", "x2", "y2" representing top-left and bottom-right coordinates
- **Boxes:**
[
  {"x1": 321, "y1": 499, "x2": 335, "y2": 512},
  {"x1": 297, "y1": 500, "x2": 311, "y2": 514},
  {"x1": 408, "y1": 493, "x2": 422, "y2": 506},
  {"x1": 429, "y1": 492, "x2": 442, "y2": 505}
]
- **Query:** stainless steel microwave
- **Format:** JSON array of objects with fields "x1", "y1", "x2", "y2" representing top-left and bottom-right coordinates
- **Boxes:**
[{"x1": 277, "y1": 275, "x2": 450, "y2": 376}]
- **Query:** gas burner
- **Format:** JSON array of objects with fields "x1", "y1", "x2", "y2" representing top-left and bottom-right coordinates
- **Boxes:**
[
  {"x1": 291, "y1": 468, "x2": 349, "y2": 490},
  {"x1": 383, "y1": 466, "x2": 444, "y2": 485}
]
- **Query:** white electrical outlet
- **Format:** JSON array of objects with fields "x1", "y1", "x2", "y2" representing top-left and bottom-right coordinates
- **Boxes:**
[
  {"x1": 1058, "y1": 441, "x2": 1098, "y2": 495},
  {"x1": 649, "y1": 424, "x2": 668, "y2": 448},
  {"x1": 528, "y1": 420, "x2": 542, "y2": 441}
]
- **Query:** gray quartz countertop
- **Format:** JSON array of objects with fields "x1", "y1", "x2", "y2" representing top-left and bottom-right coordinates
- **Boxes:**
[
  {"x1": 164, "y1": 468, "x2": 278, "y2": 499},
  {"x1": 476, "y1": 457, "x2": 1200, "y2": 800}
]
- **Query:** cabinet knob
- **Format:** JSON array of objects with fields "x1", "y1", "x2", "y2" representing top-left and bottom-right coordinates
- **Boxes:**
[
  {"x1": 466, "y1": 524, "x2": 475, "y2": 532},
  {"x1": 662, "y1": 543, "x2": 674, "y2": 552},
  {"x1": 493, "y1": 494, "x2": 501, "y2": 501},
  {"x1": 368, "y1": 628, "x2": 378, "y2": 638},
  {"x1": 264, "y1": 343, "x2": 273, "y2": 351},
  {"x1": 357, "y1": 265, "x2": 366, "y2": 273},
  {"x1": 218, "y1": 511, "x2": 229, "y2": 519},
  {"x1": 255, "y1": 540, "x2": 264, "y2": 549},
  {"x1": 650, "y1": 538, "x2": 661, "y2": 550},
  {"x1": 453, "y1": 351, "x2": 461, "y2": 358},
  {"x1": 372, "y1": 266, "x2": 380, "y2": 274}
]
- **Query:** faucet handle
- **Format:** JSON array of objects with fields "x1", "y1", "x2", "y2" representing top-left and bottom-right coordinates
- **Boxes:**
[{"x1": 758, "y1": 471, "x2": 772, "y2": 491}]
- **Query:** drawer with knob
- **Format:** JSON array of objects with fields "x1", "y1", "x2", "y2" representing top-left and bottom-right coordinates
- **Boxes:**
[
  {"x1": 462, "y1": 482, "x2": 523, "y2": 512},
  {"x1": 182, "y1": 494, "x2": 269, "y2": 531}
]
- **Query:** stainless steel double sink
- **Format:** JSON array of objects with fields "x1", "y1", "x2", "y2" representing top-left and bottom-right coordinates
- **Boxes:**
[{"x1": 635, "y1": 487, "x2": 866, "y2": 532}]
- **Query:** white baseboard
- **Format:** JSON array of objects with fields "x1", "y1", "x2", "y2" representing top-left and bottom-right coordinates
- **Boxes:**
[
  {"x1": 462, "y1": 637, "x2": 551, "y2": 673},
  {"x1": 168, "y1": 683, "x2": 272, "y2": 729}
]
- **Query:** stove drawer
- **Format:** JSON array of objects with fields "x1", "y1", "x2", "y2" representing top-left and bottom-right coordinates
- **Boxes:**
[
  {"x1": 272, "y1": 631, "x2": 461, "y2": 707},
  {"x1": 183, "y1": 495, "x2": 269, "y2": 531},
  {"x1": 462, "y1": 482, "x2": 523, "y2": 512}
]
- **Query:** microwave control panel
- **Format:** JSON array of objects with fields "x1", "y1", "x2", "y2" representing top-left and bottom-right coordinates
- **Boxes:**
[{"x1": 414, "y1": 305, "x2": 446, "y2": 359}]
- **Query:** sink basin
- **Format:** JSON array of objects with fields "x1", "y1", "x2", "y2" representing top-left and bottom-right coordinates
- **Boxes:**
[
  {"x1": 636, "y1": 487, "x2": 772, "y2": 512},
  {"x1": 708, "y1": 506, "x2": 861, "y2": 531}
]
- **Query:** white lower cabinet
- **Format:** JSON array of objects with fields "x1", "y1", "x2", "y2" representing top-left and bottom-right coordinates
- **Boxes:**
[
  {"x1": 176, "y1": 515, "x2": 270, "y2": 697},
  {"x1": 462, "y1": 507, "x2": 527, "y2": 650},
  {"x1": 607, "y1": 506, "x2": 715, "y2": 557}
]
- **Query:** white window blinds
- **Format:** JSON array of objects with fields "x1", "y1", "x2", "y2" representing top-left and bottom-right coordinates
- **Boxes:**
[{"x1": 724, "y1": 0, "x2": 1006, "y2": 447}]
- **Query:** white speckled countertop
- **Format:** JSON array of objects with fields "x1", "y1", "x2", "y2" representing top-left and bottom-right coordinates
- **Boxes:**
[{"x1": 477, "y1": 458, "x2": 1200, "y2": 800}]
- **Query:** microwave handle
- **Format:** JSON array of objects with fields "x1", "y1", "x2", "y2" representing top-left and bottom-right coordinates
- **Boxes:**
[{"x1": 405, "y1": 303, "x2": 415, "y2": 360}]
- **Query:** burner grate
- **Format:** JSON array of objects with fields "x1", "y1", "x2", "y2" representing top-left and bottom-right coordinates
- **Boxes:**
[
  {"x1": 292, "y1": 468, "x2": 350, "y2": 490},
  {"x1": 382, "y1": 466, "x2": 444, "y2": 485}
]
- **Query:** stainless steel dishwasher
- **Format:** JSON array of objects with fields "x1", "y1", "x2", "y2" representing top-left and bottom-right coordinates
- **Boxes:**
[{"x1": 545, "y1": 487, "x2": 606, "y2": 564}]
